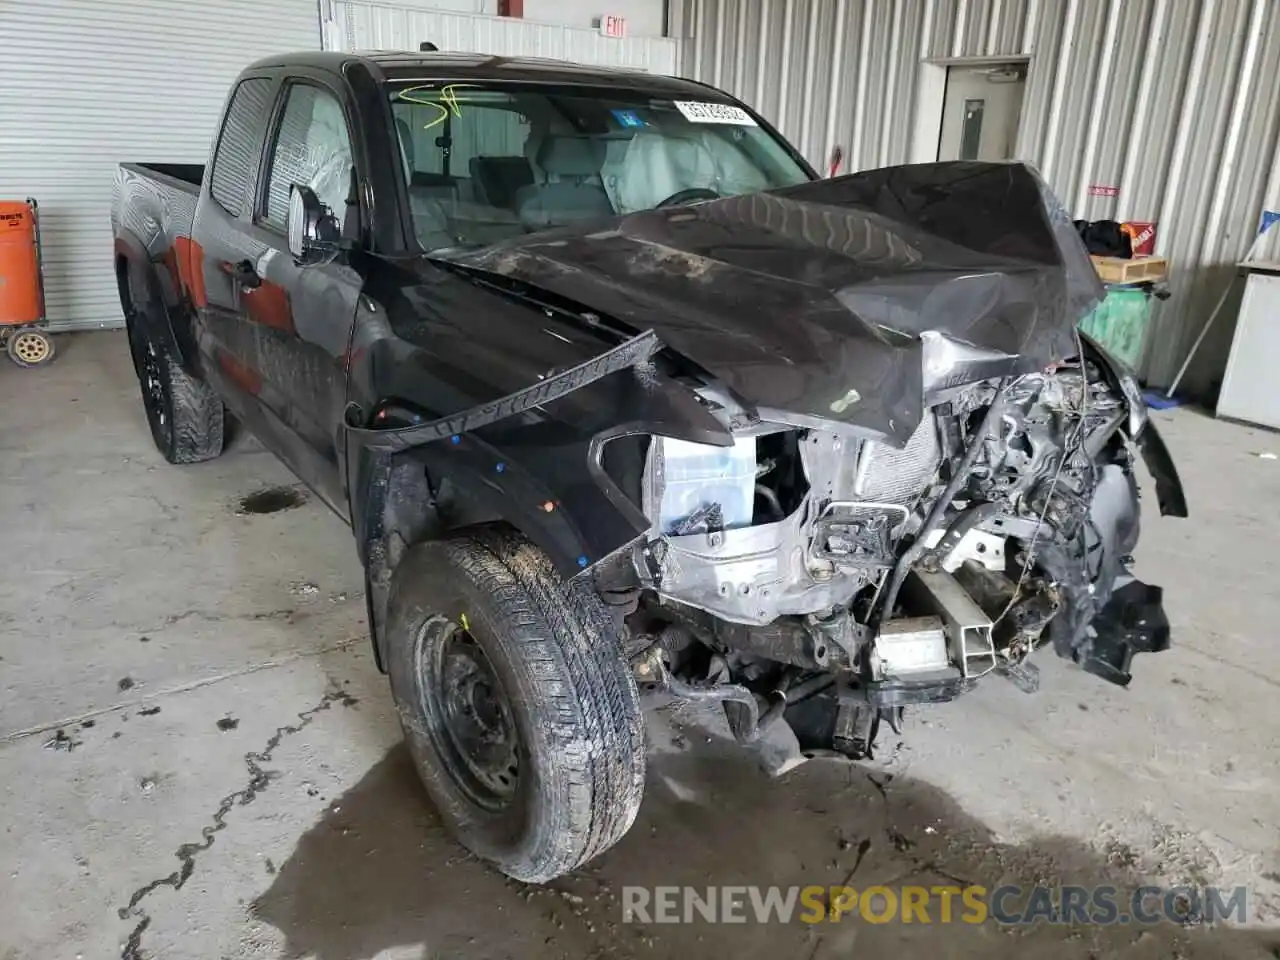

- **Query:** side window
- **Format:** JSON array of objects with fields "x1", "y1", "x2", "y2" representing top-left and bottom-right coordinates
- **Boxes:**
[
  {"x1": 209, "y1": 78, "x2": 273, "y2": 216},
  {"x1": 262, "y1": 83, "x2": 354, "y2": 231}
]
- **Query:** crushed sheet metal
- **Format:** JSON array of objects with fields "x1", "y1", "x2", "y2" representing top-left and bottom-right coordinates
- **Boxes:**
[
  {"x1": 448, "y1": 162, "x2": 1102, "y2": 447},
  {"x1": 345, "y1": 330, "x2": 662, "y2": 450}
]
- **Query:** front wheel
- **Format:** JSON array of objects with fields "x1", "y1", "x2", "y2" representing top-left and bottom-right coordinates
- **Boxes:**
[{"x1": 385, "y1": 527, "x2": 646, "y2": 883}]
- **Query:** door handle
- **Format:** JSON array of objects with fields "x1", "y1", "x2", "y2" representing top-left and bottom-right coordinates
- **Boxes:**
[{"x1": 231, "y1": 259, "x2": 261, "y2": 290}]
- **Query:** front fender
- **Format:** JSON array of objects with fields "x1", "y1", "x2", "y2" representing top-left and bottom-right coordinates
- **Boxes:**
[
  {"x1": 1078, "y1": 330, "x2": 1187, "y2": 518},
  {"x1": 345, "y1": 331, "x2": 731, "y2": 577},
  {"x1": 343, "y1": 333, "x2": 732, "y2": 671},
  {"x1": 1136, "y1": 420, "x2": 1188, "y2": 518}
]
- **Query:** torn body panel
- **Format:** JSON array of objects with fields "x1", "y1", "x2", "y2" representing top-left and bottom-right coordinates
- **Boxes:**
[
  {"x1": 350, "y1": 357, "x2": 731, "y2": 577},
  {"x1": 1137, "y1": 421, "x2": 1188, "y2": 518},
  {"x1": 343, "y1": 259, "x2": 734, "y2": 577},
  {"x1": 446, "y1": 162, "x2": 1101, "y2": 446}
]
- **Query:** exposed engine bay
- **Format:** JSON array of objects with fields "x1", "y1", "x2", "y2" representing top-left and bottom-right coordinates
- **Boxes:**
[{"x1": 607, "y1": 346, "x2": 1179, "y2": 760}]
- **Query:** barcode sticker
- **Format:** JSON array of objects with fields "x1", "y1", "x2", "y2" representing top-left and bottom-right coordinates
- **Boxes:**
[{"x1": 673, "y1": 101, "x2": 757, "y2": 126}]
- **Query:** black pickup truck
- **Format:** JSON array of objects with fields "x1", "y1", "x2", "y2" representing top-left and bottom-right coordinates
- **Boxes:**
[{"x1": 112, "y1": 50, "x2": 1186, "y2": 883}]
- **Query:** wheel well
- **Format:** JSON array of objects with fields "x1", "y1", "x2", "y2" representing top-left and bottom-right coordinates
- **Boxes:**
[
  {"x1": 362, "y1": 447, "x2": 560, "y2": 671},
  {"x1": 115, "y1": 247, "x2": 195, "y2": 371},
  {"x1": 115, "y1": 255, "x2": 134, "y2": 318},
  {"x1": 363, "y1": 451, "x2": 440, "y2": 672}
]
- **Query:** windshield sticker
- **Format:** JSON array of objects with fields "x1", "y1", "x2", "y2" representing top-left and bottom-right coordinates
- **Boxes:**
[
  {"x1": 673, "y1": 101, "x2": 757, "y2": 126},
  {"x1": 611, "y1": 108, "x2": 645, "y2": 129}
]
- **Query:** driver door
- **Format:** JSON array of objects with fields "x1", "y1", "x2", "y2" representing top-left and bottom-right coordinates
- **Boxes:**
[{"x1": 234, "y1": 75, "x2": 364, "y2": 518}]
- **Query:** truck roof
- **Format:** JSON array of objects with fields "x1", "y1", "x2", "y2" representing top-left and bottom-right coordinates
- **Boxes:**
[{"x1": 244, "y1": 50, "x2": 723, "y2": 99}]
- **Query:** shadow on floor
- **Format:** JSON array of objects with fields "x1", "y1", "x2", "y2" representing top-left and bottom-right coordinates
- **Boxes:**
[{"x1": 253, "y1": 730, "x2": 1278, "y2": 960}]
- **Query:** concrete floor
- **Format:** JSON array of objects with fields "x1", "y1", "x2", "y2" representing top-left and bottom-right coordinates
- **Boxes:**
[{"x1": 2, "y1": 331, "x2": 1278, "y2": 960}]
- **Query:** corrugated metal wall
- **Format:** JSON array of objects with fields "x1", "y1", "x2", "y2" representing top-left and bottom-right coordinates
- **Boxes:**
[
  {"x1": 678, "y1": 0, "x2": 1280, "y2": 392},
  {"x1": 325, "y1": 0, "x2": 679, "y2": 74},
  {"x1": 0, "y1": 0, "x2": 321, "y2": 332}
]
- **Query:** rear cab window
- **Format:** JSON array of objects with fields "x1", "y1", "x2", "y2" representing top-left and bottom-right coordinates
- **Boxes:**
[{"x1": 208, "y1": 77, "x2": 274, "y2": 217}]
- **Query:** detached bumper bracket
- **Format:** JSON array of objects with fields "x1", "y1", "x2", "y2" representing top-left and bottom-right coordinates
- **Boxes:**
[{"x1": 1082, "y1": 579, "x2": 1171, "y2": 687}]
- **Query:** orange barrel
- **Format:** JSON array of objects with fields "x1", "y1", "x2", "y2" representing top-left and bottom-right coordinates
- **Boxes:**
[{"x1": 0, "y1": 200, "x2": 44, "y2": 325}]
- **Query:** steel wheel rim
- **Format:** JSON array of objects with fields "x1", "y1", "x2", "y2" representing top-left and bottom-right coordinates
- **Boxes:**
[
  {"x1": 138, "y1": 339, "x2": 170, "y2": 445},
  {"x1": 11, "y1": 331, "x2": 49, "y2": 364},
  {"x1": 415, "y1": 614, "x2": 521, "y2": 811}
]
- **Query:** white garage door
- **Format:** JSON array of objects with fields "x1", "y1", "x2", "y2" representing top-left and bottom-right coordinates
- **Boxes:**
[{"x1": 0, "y1": 0, "x2": 321, "y2": 332}]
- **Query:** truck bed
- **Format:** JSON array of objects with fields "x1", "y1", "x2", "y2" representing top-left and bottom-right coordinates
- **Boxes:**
[
  {"x1": 126, "y1": 162, "x2": 204, "y2": 190},
  {"x1": 111, "y1": 162, "x2": 205, "y2": 259}
]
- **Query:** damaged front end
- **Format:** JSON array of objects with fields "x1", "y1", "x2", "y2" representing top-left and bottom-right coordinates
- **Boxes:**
[
  {"x1": 354, "y1": 161, "x2": 1186, "y2": 762},
  {"x1": 619, "y1": 343, "x2": 1181, "y2": 759}
]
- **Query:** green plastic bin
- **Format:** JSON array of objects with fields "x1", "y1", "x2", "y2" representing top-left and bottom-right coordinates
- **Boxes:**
[{"x1": 1078, "y1": 285, "x2": 1152, "y2": 370}]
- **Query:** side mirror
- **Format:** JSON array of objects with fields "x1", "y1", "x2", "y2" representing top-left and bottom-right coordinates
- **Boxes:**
[{"x1": 287, "y1": 184, "x2": 341, "y2": 264}]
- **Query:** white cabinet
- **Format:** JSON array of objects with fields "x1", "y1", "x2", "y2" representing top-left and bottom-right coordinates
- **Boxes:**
[{"x1": 1218, "y1": 267, "x2": 1280, "y2": 428}]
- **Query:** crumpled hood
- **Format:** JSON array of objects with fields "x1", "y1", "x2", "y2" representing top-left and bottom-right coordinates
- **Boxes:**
[{"x1": 445, "y1": 161, "x2": 1103, "y2": 446}]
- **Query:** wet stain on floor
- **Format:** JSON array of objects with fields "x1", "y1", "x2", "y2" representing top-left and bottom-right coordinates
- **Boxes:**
[
  {"x1": 252, "y1": 734, "x2": 1280, "y2": 960},
  {"x1": 237, "y1": 486, "x2": 307, "y2": 515}
]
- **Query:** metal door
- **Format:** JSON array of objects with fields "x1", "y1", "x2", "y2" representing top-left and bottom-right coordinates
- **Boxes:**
[
  {"x1": 235, "y1": 73, "x2": 367, "y2": 517},
  {"x1": 937, "y1": 66, "x2": 1027, "y2": 162}
]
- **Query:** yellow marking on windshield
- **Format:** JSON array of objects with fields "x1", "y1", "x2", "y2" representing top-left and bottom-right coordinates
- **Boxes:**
[{"x1": 396, "y1": 84, "x2": 479, "y2": 131}]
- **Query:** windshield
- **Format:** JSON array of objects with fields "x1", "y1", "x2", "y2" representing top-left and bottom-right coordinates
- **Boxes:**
[{"x1": 387, "y1": 81, "x2": 811, "y2": 252}]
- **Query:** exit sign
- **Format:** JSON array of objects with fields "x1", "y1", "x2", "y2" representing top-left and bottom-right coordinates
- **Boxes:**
[{"x1": 599, "y1": 14, "x2": 627, "y2": 37}]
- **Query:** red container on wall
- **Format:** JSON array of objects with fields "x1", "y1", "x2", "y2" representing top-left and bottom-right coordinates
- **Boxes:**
[
  {"x1": 0, "y1": 200, "x2": 44, "y2": 325},
  {"x1": 1121, "y1": 221, "x2": 1158, "y2": 257}
]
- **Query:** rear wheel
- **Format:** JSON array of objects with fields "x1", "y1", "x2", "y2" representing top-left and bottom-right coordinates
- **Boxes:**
[
  {"x1": 128, "y1": 321, "x2": 223, "y2": 464},
  {"x1": 385, "y1": 527, "x2": 646, "y2": 883}
]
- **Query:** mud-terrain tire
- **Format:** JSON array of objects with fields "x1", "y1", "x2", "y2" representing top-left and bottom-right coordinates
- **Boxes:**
[
  {"x1": 128, "y1": 321, "x2": 224, "y2": 464},
  {"x1": 385, "y1": 526, "x2": 646, "y2": 883}
]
